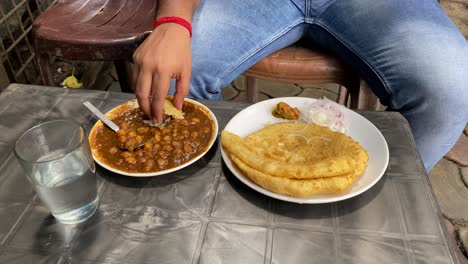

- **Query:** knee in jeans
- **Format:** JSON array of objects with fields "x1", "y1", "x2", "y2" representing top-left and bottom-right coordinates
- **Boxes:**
[
  {"x1": 387, "y1": 26, "x2": 468, "y2": 114},
  {"x1": 395, "y1": 56, "x2": 468, "y2": 118},
  {"x1": 189, "y1": 67, "x2": 222, "y2": 99},
  {"x1": 421, "y1": 66, "x2": 468, "y2": 112}
]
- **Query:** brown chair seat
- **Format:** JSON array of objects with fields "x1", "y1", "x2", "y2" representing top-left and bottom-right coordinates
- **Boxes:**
[
  {"x1": 244, "y1": 44, "x2": 381, "y2": 110},
  {"x1": 33, "y1": 0, "x2": 157, "y2": 89},
  {"x1": 33, "y1": 0, "x2": 156, "y2": 60},
  {"x1": 246, "y1": 45, "x2": 354, "y2": 85}
]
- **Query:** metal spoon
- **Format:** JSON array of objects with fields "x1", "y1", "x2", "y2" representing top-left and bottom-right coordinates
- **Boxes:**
[
  {"x1": 82, "y1": 101, "x2": 139, "y2": 150},
  {"x1": 83, "y1": 101, "x2": 163, "y2": 151},
  {"x1": 83, "y1": 101, "x2": 120, "y2": 132}
]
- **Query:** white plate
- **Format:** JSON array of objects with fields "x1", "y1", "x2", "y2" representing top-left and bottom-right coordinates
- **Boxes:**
[
  {"x1": 220, "y1": 97, "x2": 389, "y2": 204},
  {"x1": 89, "y1": 98, "x2": 218, "y2": 177}
]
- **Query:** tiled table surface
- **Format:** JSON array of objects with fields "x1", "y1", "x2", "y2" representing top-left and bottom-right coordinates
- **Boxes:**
[{"x1": 0, "y1": 84, "x2": 458, "y2": 263}]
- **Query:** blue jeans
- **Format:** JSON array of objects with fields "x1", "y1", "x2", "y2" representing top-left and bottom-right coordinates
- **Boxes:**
[{"x1": 187, "y1": 0, "x2": 468, "y2": 172}]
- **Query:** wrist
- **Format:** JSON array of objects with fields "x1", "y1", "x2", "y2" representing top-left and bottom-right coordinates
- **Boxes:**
[
  {"x1": 153, "y1": 16, "x2": 192, "y2": 37},
  {"x1": 150, "y1": 23, "x2": 190, "y2": 40}
]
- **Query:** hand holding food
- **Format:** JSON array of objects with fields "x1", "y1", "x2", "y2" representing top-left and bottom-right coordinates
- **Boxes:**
[{"x1": 132, "y1": 23, "x2": 192, "y2": 123}]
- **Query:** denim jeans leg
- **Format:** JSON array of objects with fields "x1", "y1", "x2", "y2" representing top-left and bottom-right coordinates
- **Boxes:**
[
  {"x1": 307, "y1": 0, "x2": 468, "y2": 171},
  {"x1": 188, "y1": 0, "x2": 305, "y2": 100}
]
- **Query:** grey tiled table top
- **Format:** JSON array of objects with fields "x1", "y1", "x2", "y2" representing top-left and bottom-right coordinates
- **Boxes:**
[{"x1": 0, "y1": 84, "x2": 458, "y2": 263}]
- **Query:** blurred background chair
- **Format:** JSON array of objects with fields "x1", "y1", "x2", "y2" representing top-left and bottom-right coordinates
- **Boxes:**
[
  {"x1": 33, "y1": 0, "x2": 157, "y2": 92},
  {"x1": 244, "y1": 43, "x2": 382, "y2": 110}
]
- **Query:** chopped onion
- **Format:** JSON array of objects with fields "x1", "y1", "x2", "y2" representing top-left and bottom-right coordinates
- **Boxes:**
[{"x1": 299, "y1": 97, "x2": 347, "y2": 133}]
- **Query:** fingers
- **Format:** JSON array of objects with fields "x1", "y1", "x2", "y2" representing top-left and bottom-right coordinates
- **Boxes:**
[
  {"x1": 132, "y1": 26, "x2": 191, "y2": 122},
  {"x1": 173, "y1": 71, "x2": 190, "y2": 110},
  {"x1": 131, "y1": 63, "x2": 139, "y2": 92},
  {"x1": 150, "y1": 72, "x2": 171, "y2": 122},
  {"x1": 134, "y1": 69, "x2": 153, "y2": 119}
]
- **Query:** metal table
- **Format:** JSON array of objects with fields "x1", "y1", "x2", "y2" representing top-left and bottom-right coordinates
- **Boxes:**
[{"x1": 0, "y1": 84, "x2": 458, "y2": 263}]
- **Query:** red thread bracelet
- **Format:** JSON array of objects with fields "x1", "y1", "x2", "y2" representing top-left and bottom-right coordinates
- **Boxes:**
[{"x1": 153, "y1": 16, "x2": 192, "y2": 37}]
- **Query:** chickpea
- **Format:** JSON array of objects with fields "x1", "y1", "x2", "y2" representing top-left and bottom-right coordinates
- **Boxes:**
[
  {"x1": 121, "y1": 122, "x2": 130, "y2": 129},
  {"x1": 157, "y1": 159, "x2": 168, "y2": 167},
  {"x1": 143, "y1": 142, "x2": 153, "y2": 151},
  {"x1": 128, "y1": 131, "x2": 137, "y2": 137},
  {"x1": 135, "y1": 135, "x2": 143, "y2": 144},
  {"x1": 153, "y1": 143, "x2": 161, "y2": 150},
  {"x1": 125, "y1": 138, "x2": 136, "y2": 150},
  {"x1": 118, "y1": 135, "x2": 127, "y2": 143},
  {"x1": 191, "y1": 131, "x2": 199, "y2": 139},
  {"x1": 163, "y1": 135, "x2": 171, "y2": 142},
  {"x1": 121, "y1": 151, "x2": 133, "y2": 158},
  {"x1": 144, "y1": 160, "x2": 154, "y2": 171},
  {"x1": 172, "y1": 132, "x2": 178, "y2": 137},
  {"x1": 180, "y1": 119, "x2": 189, "y2": 126},
  {"x1": 162, "y1": 128, "x2": 172, "y2": 134},
  {"x1": 137, "y1": 127, "x2": 149, "y2": 133},
  {"x1": 124, "y1": 157, "x2": 137, "y2": 164},
  {"x1": 109, "y1": 147, "x2": 118, "y2": 154},
  {"x1": 172, "y1": 141, "x2": 181, "y2": 148},
  {"x1": 191, "y1": 117, "x2": 200, "y2": 124},
  {"x1": 174, "y1": 148, "x2": 183, "y2": 155},
  {"x1": 135, "y1": 149, "x2": 144, "y2": 157},
  {"x1": 183, "y1": 143, "x2": 193, "y2": 153},
  {"x1": 144, "y1": 150, "x2": 155, "y2": 158},
  {"x1": 117, "y1": 129, "x2": 127, "y2": 136},
  {"x1": 181, "y1": 130, "x2": 189, "y2": 138},
  {"x1": 139, "y1": 157, "x2": 147, "y2": 163},
  {"x1": 162, "y1": 144, "x2": 173, "y2": 152},
  {"x1": 157, "y1": 150, "x2": 167, "y2": 157},
  {"x1": 154, "y1": 132, "x2": 161, "y2": 142}
]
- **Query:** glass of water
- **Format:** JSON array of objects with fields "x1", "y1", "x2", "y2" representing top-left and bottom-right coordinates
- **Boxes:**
[{"x1": 14, "y1": 120, "x2": 99, "y2": 224}]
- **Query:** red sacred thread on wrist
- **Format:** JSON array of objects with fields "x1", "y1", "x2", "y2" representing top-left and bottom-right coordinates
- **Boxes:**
[{"x1": 152, "y1": 16, "x2": 192, "y2": 37}]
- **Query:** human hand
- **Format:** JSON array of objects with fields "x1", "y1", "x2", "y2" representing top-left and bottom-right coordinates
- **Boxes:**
[{"x1": 132, "y1": 23, "x2": 192, "y2": 122}]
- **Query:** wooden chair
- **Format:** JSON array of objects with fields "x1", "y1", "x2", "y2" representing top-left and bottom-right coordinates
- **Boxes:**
[
  {"x1": 33, "y1": 0, "x2": 157, "y2": 92},
  {"x1": 244, "y1": 43, "x2": 382, "y2": 110}
]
